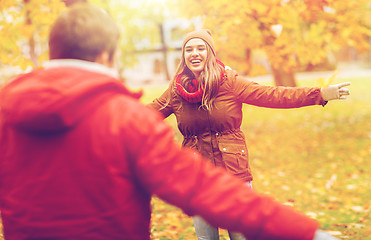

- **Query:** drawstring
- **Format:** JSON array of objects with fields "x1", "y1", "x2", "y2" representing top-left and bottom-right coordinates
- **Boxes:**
[{"x1": 184, "y1": 128, "x2": 240, "y2": 139}]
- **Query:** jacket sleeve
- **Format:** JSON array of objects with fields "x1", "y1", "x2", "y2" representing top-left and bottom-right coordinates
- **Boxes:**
[
  {"x1": 126, "y1": 105, "x2": 319, "y2": 240},
  {"x1": 147, "y1": 85, "x2": 174, "y2": 118},
  {"x1": 228, "y1": 74, "x2": 327, "y2": 108}
]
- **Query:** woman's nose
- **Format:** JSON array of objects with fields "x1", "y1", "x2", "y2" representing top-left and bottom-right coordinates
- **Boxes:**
[{"x1": 191, "y1": 49, "x2": 199, "y2": 56}]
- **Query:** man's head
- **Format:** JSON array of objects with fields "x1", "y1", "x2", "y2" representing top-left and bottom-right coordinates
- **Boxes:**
[{"x1": 49, "y1": 3, "x2": 120, "y2": 65}]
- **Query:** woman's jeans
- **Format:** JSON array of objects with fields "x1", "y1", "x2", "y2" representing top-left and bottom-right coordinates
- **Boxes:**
[{"x1": 192, "y1": 182, "x2": 252, "y2": 240}]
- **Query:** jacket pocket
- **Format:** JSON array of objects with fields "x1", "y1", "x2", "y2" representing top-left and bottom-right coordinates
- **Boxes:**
[{"x1": 218, "y1": 140, "x2": 249, "y2": 172}]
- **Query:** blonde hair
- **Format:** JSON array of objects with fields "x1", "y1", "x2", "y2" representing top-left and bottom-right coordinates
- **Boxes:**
[{"x1": 173, "y1": 41, "x2": 222, "y2": 110}]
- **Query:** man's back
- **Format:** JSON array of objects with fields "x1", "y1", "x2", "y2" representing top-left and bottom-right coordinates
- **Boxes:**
[
  {"x1": 0, "y1": 61, "x2": 320, "y2": 240},
  {"x1": 0, "y1": 64, "x2": 157, "y2": 239}
]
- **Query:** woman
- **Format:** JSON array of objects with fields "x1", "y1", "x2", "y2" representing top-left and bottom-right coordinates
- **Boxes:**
[{"x1": 148, "y1": 29, "x2": 350, "y2": 240}]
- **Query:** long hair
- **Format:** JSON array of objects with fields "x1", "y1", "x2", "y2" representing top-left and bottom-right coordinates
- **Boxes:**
[{"x1": 173, "y1": 41, "x2": 222, "y2": 110}]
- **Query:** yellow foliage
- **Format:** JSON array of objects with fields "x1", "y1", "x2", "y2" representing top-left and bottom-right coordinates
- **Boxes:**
[
  {"x1": 176, "y1": 0, "x2": 371, "y2": 78},
  {"x1": 17, "y1": 57, "x2": 34, "y2": 70},
  {"x1": 0, "y1": 0, "x2": 16, "y2": 9},
  {"x1": 251, "y1": 1, "x2": 269, "y2": 15},
  {"x1": 317, "y1": 70, "x2": 339, "y2": 88},
  {"x1": 248, "y1": 64, "x2": 268, "y2": 77},
  {"x1": 0, "y1": 0, "x2": 66, "y2": 70},
  {"x1": 37, "y1": 51, "x2": 49, "y2": 65}
]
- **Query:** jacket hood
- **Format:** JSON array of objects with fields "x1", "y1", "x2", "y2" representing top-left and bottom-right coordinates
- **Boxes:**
[{"x1": 0, "y1": 60, "x2": 141, "y2": 134}]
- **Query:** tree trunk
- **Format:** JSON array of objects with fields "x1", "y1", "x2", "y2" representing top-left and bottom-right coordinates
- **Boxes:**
[
  {"x1": 28, "y1": 35, "x2": 39, "y2": 67},
  {"x1": 62, "y1": 0, "x2": 87, "y2": 7},
  {"x1": 159, "y1": 23, "x2": 171, "y2": 81},
  {"x1": 271, "y1": 65, "x2": 297, "y2": 87},
  {"x1": 24, "y1": 0, "x2": 38, "y2": 67}
]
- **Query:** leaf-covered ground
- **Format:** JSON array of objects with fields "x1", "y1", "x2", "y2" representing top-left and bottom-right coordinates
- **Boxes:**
[
  {"x1": 0, "y1": 77, "x2": 369, "y2": 240},
  {"x1": 145, "y1": 76, "x2": 370, "y2": 240}
]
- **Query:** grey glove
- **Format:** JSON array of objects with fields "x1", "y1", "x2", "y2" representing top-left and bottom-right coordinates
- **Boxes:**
[
  {"x1": 313, "y1": 230, "x2": 340, "y2": 240},
  {"x1": 321, "y1": 82, "x2": 351, "y2": 101}
]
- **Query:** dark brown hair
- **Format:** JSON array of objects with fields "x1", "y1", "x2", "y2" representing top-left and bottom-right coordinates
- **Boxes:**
[{"x1": 49, "y1": 3, "x2": 120, "y2": 62}]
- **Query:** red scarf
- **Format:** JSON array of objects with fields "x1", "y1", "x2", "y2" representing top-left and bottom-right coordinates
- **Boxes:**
[{"x1": 175, "y1": 59, "x2": 226, "y2": 103}]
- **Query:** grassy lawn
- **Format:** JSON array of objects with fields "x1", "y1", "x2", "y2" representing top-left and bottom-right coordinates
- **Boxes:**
[
  {"x1": 0, "y1": 76, "x2": 369, "y2": 240},
  {"x1": 143, "y1": 76, "x2": 371, "y2": 240}
]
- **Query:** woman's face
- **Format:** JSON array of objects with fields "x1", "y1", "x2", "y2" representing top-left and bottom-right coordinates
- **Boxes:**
[{"x1": 184, "y1": 38, "x2": 208, "y2": 78}]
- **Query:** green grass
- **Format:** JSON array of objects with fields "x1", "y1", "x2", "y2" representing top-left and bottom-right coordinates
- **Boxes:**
[
  {"x1": 145, "y1": 77, "x2": 371, "y2": 240},
  {"x1": 0, "y1": 77, "x2": 369, "y2": 240}
]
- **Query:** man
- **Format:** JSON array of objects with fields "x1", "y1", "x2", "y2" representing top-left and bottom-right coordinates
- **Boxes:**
[{"x1": 0, "y1": 3, "x2": 338, "y2": 240}]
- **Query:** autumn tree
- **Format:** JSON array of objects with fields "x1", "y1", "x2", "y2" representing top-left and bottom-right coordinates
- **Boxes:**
[
  {"x1": 0, "y1": 0, "x2": 174, "y2": 82},
  {"x1": 176, "y1": 0, "x2": 371, "y2": 86},
  {"x1": 90, "y1": 0, "x2": 180, "y2": 80},
  {"x1": 2, "y1": 0, "x2": 370, "y2": 86},
  {"x1": 0, "y1": 0, "x2": 66, "y2": 71}
]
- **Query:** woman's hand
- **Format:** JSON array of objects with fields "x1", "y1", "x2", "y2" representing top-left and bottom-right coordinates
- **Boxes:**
[
  {"x1": 313, "y1": 230, "x2": 340, "y2": 240},
  {"x1": 321, "y1": 82, "x2": 351, "y2": 101}
]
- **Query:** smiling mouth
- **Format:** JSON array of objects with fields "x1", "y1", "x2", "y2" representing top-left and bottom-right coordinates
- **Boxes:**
[{"x1": 191, "y1": 60, "x2": 201, "y2": 64}]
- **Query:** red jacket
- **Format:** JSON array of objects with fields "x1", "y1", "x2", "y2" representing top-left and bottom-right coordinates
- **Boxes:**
[{"x1": 0, "y1": 61, "x2": 318, "y2": 240}]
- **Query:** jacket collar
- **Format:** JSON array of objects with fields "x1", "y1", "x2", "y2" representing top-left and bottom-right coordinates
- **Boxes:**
[{"x1": 43, "y1": 59, "x2": 120, "y2": 79}]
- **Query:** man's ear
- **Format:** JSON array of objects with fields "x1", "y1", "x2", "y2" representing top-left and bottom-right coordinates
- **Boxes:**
[{"x1": 95, "y1": 51, "x2": 112, "y2": 67}]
